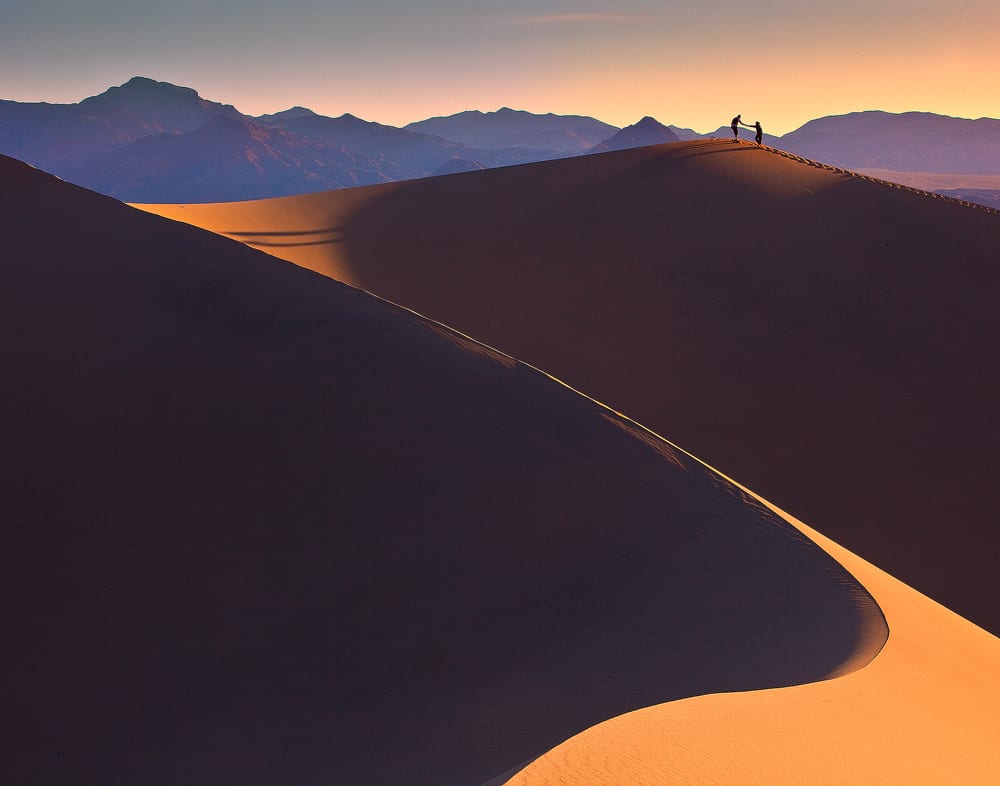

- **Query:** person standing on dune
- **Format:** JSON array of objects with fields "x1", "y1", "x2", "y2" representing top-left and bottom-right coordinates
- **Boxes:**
[
  {"x1": 731, "y1": 114, "x2": 753, "y2": 142},
  {"x1": 753, "y1": 120, "x2": 763, "y2": 145}
]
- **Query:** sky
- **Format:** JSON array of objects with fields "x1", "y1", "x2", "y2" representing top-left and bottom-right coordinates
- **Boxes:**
[{"x1": 2, "y1": 0, "x2": 998, "y2": 134}]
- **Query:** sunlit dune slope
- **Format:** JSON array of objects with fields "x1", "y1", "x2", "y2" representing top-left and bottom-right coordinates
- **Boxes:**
[
  {"x1": 508, "y1": 492, "x2": 1000, "y2": 785},
  {"x1": 137, "y1": 139, "x2": 1000, "y2": 634},
  {"x1": 2, "y1": 154, "x2": 884, "y2": 786}
]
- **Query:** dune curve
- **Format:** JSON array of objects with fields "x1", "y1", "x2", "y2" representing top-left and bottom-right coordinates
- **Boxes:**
[
  {"x1": 135, "y1": 139, "x2": 1000, "y2": 636},
  {"x1": 506, "y1": 474, "x2": 1000, "y2": 784},
  {"x1": 3, "y1": 154, "x2": 885, "y2": 785}
]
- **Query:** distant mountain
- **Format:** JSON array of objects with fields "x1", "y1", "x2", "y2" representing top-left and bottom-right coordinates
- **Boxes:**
[
  {"x1": 0, "y1": 76, "x2": 241, "y2": 174},
  {"x1": 260, "y1": 112, "x2": 566, "y2": 181},
  {"x1": 0, "y1": 77, "x2": 570, "y2": 201},
  {"x1": 432, "y1": 159, "x2": 486, "y2": 176},
  {"x1": 666, "y1": 124, "x2": 705, "y2": 141},
  {"x1": 405, "y1": 107, "x2": 618, "y2": 153},
  {"x1": 5, "y1": 78, "x2": 1000, "y2": 201},
  {"x1": 589, "y1": 117, "x2": 680, "y2": 153},
  {"x1": 261, "y1": 112, "x2": 468, "y2": 178},
  {"x1": 70, "y1": 116, "x2": 390, "y2": 202},
  {"x1": 77, "y1": 75, "x2": 242, "y2": 134},
  {"x1": 780, "y1": 111, "x2": 1000, "y2": 174},
  {"x1": 254, "y1": 106, "x2": 318, "y2": 123}
]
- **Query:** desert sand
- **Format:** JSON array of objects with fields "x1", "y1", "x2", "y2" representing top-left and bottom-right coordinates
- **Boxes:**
[
  {"x1": 137, "y1": 139, "x2": 1000, "y2": 635},
  {"x1": 508, "y1": 469, "x2": 1000, "y2": 784},
  {"x1": 4, "y1": 153, "x2": 886, "y2": 785}
]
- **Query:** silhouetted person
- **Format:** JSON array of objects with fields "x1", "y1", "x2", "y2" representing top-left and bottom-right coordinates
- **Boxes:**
[
  {"x1": 753, "y1": 121, "x2": 763, "y2": 145},
  {"x1": 731, "y1": 114, "x2": 752, "y2": 142}
]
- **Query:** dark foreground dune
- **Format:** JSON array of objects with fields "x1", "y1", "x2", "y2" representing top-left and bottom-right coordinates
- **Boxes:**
[
  {"x1": 139, "y1": 139, "x2": 1000, "y2": 634},
  {"x1": 1, "y1": 155, "x2": 885, "y2": 785}
]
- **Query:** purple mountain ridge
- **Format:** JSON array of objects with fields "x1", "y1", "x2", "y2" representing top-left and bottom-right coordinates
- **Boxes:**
[
  {"x1": 590, "y1": 117, "x2": 680, "y2": 153},
  {"x1": 77, "y1": 76, "x2": 242, "y2": 134},
  {"x1": 0, "y1": 76, "x2": 241, "y2": 174},
  {"x1": 432, "y1": 159, "x2": 487, "y2": 176},
  {"x1": 779, "y1": 111, "x2": 1000, "y2": 174},
  {"x1": 0, "y1": 77, "x2": 572, "y2": 201},
  {"x1": 254, "y1": 106, "x2": 319, "y2": 123},
  {"x1": 405, "y1": 107, "x2": 618, "y2": 153},
  {"x1": 2, "y1": 78, "x2": 999, "y2": 203},
  {"x1": 257, "y1": 111, "x2": 568, "y2": 180},
  {"x1": 66, "y1": 115, "x2": 390, "y2": 202}
]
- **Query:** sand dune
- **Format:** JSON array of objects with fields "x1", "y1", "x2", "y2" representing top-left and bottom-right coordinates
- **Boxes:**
[
  {"x1": 3, "y1": 154, "x2": 885, "y2": 785},
  {"x1": 137, "y1": 139, "x2": 1000, "y2": 635},
  {"x1": 509, "y1": 488, "x2": 1000, "y2": 784}
]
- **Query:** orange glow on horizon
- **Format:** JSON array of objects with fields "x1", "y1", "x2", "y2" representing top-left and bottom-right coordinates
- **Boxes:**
[{"x1": 3, "y1": 2, "x2": 998, "y2": 136}]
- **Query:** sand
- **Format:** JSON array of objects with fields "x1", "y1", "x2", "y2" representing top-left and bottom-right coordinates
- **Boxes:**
[
  {"x1": 136, "y1": 139, "x2": 1000, "y2": 635},
  {"x1": 507, "y1": 468, "x2": 1000, "y2": 784},
  {"x1": 3, "y1": 153, "x2": 885, "y2": 785}
]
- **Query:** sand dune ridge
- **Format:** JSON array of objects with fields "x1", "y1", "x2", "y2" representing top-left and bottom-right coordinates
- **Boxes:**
[
  {"x1": 2, "y1": 153, "x2": 889, "y2": 785},
  {"x1": 135, "y1": 138, "x2": 1000, "y2": 636}
]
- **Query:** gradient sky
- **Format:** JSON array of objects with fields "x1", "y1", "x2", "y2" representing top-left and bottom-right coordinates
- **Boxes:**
[{"x1": 2, "y1": 0, "x2": 998, "y2": 134}]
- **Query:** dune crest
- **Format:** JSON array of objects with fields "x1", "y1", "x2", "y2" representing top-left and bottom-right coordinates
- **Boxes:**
[
  {"x1": 136, "y1": 139, "x2": 1000, "y2": 635},
  {"x1": 3, "y1": 153, "x2": 885, "y2": 785},
  {"x1": 507, "y1": 490, "x2": 1000, "y2": 784}
]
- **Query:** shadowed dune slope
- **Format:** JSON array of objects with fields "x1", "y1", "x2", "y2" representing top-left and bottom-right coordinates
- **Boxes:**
[
  {"x1": 508, "y1": 494, "x2": 1000, "y2": 785},
  {"x1": 138, "y1": 139, "x2": 1000, "y2": 633},
  {"x1": 1, "y1": 154, "x2": 885, "y2": 785}
]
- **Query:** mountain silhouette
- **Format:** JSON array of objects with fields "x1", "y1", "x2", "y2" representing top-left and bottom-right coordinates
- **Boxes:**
[
  {"x1": 405, "y1": 107, "x2": 618, "y2": 152},
  {"x1": 78, "y1": 75, "x2": 242, "y2": 134},
  {"x1": 0, "y1": 76, "x2": 240, "y2": 175},
  {"x1": 589, "y1": 116, "x2": 680, "y2": 152},
  {"x1": 0, "y1": 77, "x2": 584, "y2": 201},
  {"x1": 3, "y1": 78, "x2": 1000, "y2": 203},
  {"x1": 255, "y1": 111, "x2": 568, "y2": 183},
  {"x1": 71, "y1": 116, "x2": 389, "y2": 202},
  {"x1": 780, "y1": 111, "x2": 1000, "y2": 173},
  {"x1": 431, "y1": 158, "x2": 486, "y2": 176},
  {"x1": 254, "y1": 106, "x2": 318, "y2": 123}
]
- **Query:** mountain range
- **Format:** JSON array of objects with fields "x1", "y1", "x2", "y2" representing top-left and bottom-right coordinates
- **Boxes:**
[
  {"x1": 780, "y1": 110, "x2": 1000, "y2": 174},
  {"x1": 140, "y1": 139, "x2": 1000, "y2": 636},
  {"x1": 2, "y1": 76, "x2": 1000, "y2": 204},
  {"x1": 589, "y1": 116, "x2": 680, "y2": 152},
  {"x1": 405, "y1": 106, "x2": 616, "y2": 152},
  {"x1": 0, "y1": 77, "x2": 573, "y2": 201}
]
